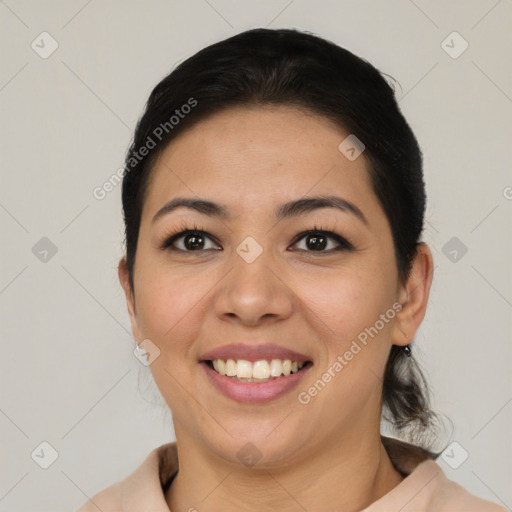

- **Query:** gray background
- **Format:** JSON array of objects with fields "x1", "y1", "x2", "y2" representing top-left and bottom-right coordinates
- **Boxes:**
[{"x1": 0, "y1": 0, "x2": 511, "y2": 510}]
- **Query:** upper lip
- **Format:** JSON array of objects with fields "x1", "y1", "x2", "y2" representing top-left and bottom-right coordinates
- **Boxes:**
[{"x1": 199, "y1": 343, "x2": 312, "y2": 363}]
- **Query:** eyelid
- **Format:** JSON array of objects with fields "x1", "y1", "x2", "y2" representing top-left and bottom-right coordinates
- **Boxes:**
[
  {"x1": 157, "y1": 221, "x2": 218, "y2": 250},
  {"x1": 290, "y1": 228, "x2": 355, "y2": 251},
  {"x1": 159, "y1": 223, "x2": 356, "y2": 253}
]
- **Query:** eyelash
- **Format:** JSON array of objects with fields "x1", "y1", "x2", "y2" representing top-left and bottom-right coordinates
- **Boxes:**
[{"x1": 158, "y1": 220, "x2": 356, "y2": 254}]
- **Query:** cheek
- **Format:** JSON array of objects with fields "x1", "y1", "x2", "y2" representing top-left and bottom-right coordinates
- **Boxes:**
[
  {"x1": 297, "y1": 262, "x2": 395, "y2": 346},
  {"x1": 296, "y1": 268, "x2": 396, "y2": 414},
  {"x1": 134, "y1": 267, "x2": 210, "y2": 355}
]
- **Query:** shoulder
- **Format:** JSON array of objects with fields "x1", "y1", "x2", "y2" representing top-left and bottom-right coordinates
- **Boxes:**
[
  {"x1": 74, "y1": 442, "x2": 178, "y2": 512},
  {"x1": 429, "y1": 464, "x2": 508, "y2": 512},
  {"x1": 379, "y1": 437, "x2": 507, "y2": 512},
  {"x1": 76, "y1": 482, "x2": 123, "y2": 511}
]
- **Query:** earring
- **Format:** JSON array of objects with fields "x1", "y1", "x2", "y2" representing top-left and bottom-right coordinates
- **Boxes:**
[{"x1": 400, "y1": 328, "x2": 412, "y2": 357}]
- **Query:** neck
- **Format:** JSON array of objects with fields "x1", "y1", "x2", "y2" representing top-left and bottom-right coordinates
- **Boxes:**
[{"x1": 165, "y1": 429, "x2": 404, "y2": 512}]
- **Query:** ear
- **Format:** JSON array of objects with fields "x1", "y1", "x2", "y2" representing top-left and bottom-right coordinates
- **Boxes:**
[
  {"x1": 118, "y1": 257, "x2": 142, "y2": 342},
  {"x1": 391, "y1": 243, "x2": 434, "y2": 347}
]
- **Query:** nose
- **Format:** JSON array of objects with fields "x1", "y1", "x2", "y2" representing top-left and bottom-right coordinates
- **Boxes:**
[{"x1": 213, "y1": 246, "x2": 294, "y2": 327}]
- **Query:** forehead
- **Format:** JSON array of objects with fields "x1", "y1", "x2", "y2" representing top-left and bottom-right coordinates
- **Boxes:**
[{"x1": 142, "y1": 105, "x2": 381, "y2": 224}]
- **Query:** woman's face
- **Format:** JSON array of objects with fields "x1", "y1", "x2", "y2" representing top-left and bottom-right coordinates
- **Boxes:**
[{"x1": 120, "y1": 105, "x2": 423, "y2": 466}]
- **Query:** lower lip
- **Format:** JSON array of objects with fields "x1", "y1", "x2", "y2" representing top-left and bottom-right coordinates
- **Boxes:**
[{"x1": 201, "y1": 362, "x2": 312, "y2": 404}]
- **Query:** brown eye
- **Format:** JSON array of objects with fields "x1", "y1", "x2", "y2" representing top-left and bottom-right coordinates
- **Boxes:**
[
  {"x1": 161, "y1": 227, "x2": 354, "y2": 254},
  {"x1": 162, "y1": 230, "x2": 221, "y2": 252},
  {"x1": 183, "y1": 233, "x2": 205, "y2": 250},
  {"x1": 304, "y1": 233, "x2": 329, "y2": 251},
  {"x1": 291, "y1": 230, "x2": 354, "y2": 253}
]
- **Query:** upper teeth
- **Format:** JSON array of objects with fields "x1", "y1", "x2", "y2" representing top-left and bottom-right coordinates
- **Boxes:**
[{"x1": 212, "y1": 359, "x2": 305, "y2": 379}]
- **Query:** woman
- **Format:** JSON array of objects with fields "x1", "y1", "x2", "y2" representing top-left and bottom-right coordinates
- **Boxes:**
[{"x1": 79, "y1": 28, "x2": 506, "y2": 511}]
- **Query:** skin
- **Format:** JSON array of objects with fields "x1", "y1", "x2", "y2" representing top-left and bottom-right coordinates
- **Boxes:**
[{"x1": 118, "y1": 105, "x2": 434, "y2": 512}]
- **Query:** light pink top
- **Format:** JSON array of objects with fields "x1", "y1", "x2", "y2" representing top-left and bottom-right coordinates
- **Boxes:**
[{"x1": 77, "y1": 438, "x2": 507, "y2": 511}]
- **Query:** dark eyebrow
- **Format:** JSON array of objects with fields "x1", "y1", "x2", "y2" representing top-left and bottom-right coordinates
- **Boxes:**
[
  {"x1": 152, "y1": 198, "x2": 231, "y2": 223},
  {"x1": 276, "y1": 195, "x2": 368, "y2": 226},
  {"x1": 152, "y1": 195, "x2": 369, "y2": 226}
]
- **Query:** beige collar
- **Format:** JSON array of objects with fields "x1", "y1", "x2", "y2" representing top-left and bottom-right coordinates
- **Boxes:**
[{"x1": 119, "y1": 435, "x2": 438, "y2": 511}]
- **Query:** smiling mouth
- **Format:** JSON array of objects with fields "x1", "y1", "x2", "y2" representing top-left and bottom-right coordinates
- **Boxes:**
[{"x1": 204, "y1": 358, "x2": 313, "y2": 383}]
